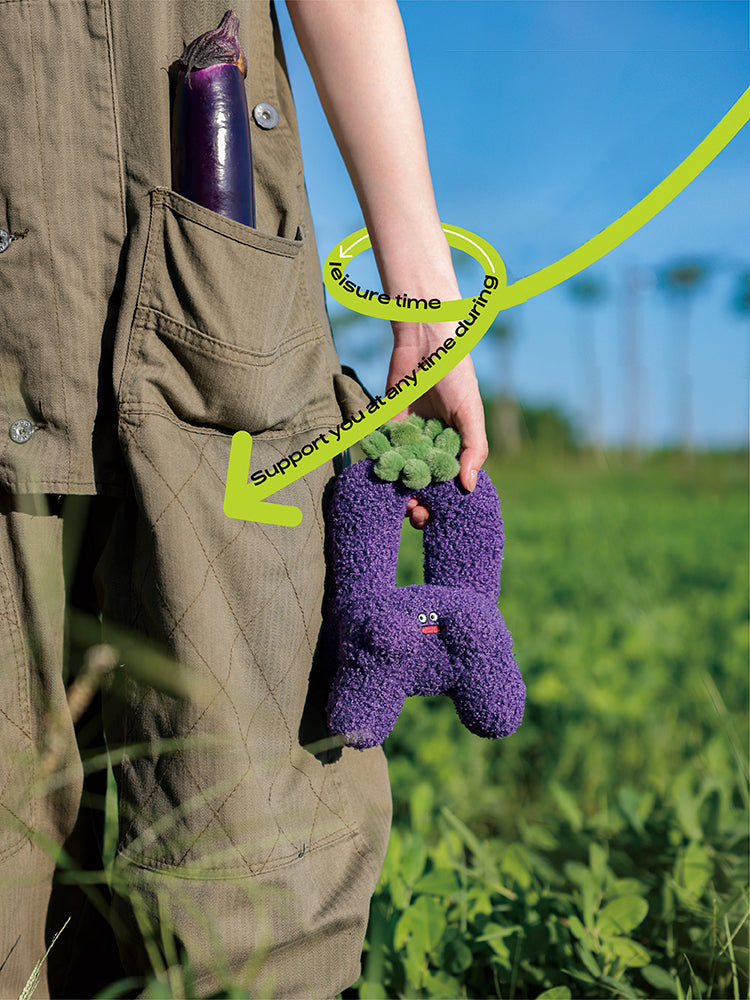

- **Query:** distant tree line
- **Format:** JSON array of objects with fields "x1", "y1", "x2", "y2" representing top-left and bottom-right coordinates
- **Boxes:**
[{"x1": 328, "y1": 257, "x2": 750, "y2": 456}]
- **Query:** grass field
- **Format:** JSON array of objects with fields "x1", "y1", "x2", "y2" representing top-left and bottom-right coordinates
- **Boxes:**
[
  {"x1": 353, "y1": 449, "x2": 749, "y2": 999},
  {"x1": 32, "y1": 449, "x2": 747, "y2": 999}
]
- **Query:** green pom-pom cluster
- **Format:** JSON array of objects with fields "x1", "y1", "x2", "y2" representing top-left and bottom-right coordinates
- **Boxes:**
[{"x1": 361, "y1": 414, "x2": 461, "y2": 487}]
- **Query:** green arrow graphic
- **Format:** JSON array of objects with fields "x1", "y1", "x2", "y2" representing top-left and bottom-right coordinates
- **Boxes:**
[
  {"x1": 224, "y1": 225, "x2": 504, "y2": 527},
  {"x1": 224, "y1": 85, "x2": 750, "y2": 526}
]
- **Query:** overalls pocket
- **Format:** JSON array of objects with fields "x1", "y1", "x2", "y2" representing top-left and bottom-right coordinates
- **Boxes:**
[
  {"x1": 117, "y1": 187, "x2": 340, "y2": 437},
  {"x1": 105, "y1": 187, "x2": 389, "y2": 878}
]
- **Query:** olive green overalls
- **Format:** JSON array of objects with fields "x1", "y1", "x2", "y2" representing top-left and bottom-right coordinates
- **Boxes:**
[{"x1": 0, "y1": 2, "x2": 391, "y2": 996}]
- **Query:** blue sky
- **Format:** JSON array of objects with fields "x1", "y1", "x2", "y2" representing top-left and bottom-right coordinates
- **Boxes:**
[{"x1": 276, "y1": 0, "x2": 749, "y2": 447}]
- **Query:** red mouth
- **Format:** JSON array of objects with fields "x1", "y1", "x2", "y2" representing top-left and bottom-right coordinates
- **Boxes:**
[{"x1": 421, "y1": 625, "x2": 440, "y2": 634}]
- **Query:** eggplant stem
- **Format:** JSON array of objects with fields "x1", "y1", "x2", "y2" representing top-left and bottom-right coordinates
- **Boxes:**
[{"x1": 180, "y1": 10, "x2": 247, "y2": 78}]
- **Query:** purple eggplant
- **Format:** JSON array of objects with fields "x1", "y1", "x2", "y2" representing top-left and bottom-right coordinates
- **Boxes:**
[{"x1": 171, "y1": 10, "x2": 255, "y2": 227}]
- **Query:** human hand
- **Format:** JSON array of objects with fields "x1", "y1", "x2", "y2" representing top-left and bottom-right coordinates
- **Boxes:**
[{"x1": 386, "y1": 321, "x2": 488, "y2": 529}]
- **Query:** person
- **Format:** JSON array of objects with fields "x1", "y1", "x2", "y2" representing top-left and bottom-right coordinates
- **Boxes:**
[{"x1": 0, "y1": 1, "x2": 486, "y2": 997}]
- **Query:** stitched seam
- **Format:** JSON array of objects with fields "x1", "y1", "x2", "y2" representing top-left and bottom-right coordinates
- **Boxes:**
[
  {"x1": 102, "y1": 0, "x2": 127, "y2": 236},
  {"x1": 118, "y1": 404, "x2": 341, "y2": 441},
  {"x1": 117, "y1": 196, "x2": 159, "y2": 404},
  {"x1": 154, "y1": 188, "x2": 303, "y2": 256},
  {"x1": 26, "y1": 2, "x2": 71, "y2": 490},
  {"x1": 115, "y1": 433, "x2": 275, "y2": 864},
  {"x1": 0, "y1": 835, "x2": 28, "y2": 865},
  {"x1": 117, "y1": 424, "x2": 354, "y2": 867},
  {"x1": 119, "y1": 827, "x2": 357, "y2": 875},
  {"x1": 0, "y1": 549, "x2": 31, "y2": 740},
  {"x1": 0, "y1": 533, "x2": 37, "y2": 846},
  {"x1": 0, "y1": 734, "x2": 27, "y2": 813},
  {"x1": 175, "y1": 764, "x2": 256, "y2": 869},
  {"x1": 0, "y1": 801, "x2": 33, "y2": 850},
  {"x1": 142, "y1": 309, "x2": 325, "y2": 364},
  {"x1": 0, "y1": 706, "x2": 31, "y2": 741}
]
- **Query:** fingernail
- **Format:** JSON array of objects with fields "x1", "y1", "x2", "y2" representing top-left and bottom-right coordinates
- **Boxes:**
[{"x1": 469, "y1": 469, "x2": 478, "y2": 490}]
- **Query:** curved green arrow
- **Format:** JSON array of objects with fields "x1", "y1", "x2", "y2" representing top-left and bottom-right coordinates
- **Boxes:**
[
  {"x1": 224, "y1": 226, "x2": 503, "y2": 527},
  {"x1": 324, "y1": 225, "x2": 503, "y2": 320},
  {"x1": 224, "y1": 85, "x2": 750, "y2": 526}
]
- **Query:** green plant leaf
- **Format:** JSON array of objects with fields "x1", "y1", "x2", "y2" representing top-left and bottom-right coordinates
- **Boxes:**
[
  {"x1": 499, "y1": 843, "x2": 533, "y2": 890},
  {"x1": 442, "y1": 937, "x2": 474, "y2": 974},
  {"x1": 359, "y1": 982, "x2": 388, "y2": 1000},
  {"x1": 642, "y1": 963, "x2": 680, "y2": 996},
  {"x1": 575, "y1": 942, "x2": 602, "y2": 979},
  {"x1": 589, "y1": 841, "x2": 609, "y2": 881},
  {"x1": 422, "y1": 969, "x2": 463, "y2": 997},
  {"x1": 673, "y1": 780, "x2": 704, "y2": 841},
  {"x1": 390, "y1": 873, "x2": 411, "y2": 911},
  {"x1": 538, "y1": 988, "x2": 573, "y2": 999},
  {"x1": 401, "y1": 834, "x2": 428, "y2": 886},
  {"x1": 394, "y1": 895, "x2": 444, "y2": 956},
  {"x1": 409, "y1": 781, "x2": 435, "y2": 834},
  {"x1": 675, "y1": 840, "x2": 713, "y2": 898},
  {"x1": 601, "y1": 933, "x2": 651, "y2": 968},
  {"x1": 617, "y1": 785, "x2": 655, "y2": 834},
  {"x1": 413, "y1": 868, "x2": 460, "y2": 897},
  {"x1": 402, "y1": 940, "x2": 426, "y2": 993},
  {"x1": 596, "y1": 895, "x2": 649, "y2": 935},
  {"x1": 550, "y1": 782, "x2": 584, "y2": 832},
  {"x1": 477, "y1": 922, "x2": 516, "y2": 964},
  {"x1": 567, "y1": 914, "x2": 589, "y2": 941},
  {"x1": 610, "y1": 878, "x2": 649, "y2": 898}
]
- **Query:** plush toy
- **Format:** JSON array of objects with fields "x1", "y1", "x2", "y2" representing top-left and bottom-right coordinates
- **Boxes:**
[{"x1": 324, "y1": 416, "x2": 525, "y2": 749}]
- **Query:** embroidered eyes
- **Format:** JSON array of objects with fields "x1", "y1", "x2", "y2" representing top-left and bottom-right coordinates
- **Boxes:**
[{"x1": 418, "y1": 611, "x2": 440, "y2": 634}]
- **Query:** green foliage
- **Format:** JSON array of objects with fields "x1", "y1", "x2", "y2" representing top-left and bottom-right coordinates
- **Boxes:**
[
  {"x1": 358, "y1": 767, "x2": 747, "y2": 999},
  {"x1": 36, "y1": 451, "x2": 745, "y2": 999},
  {"x1": 489, "y1": 402, "x2": 580, "y2": 453},
  {"x1": 362, "y1": 451, "x2": 748, "y2": 999}
]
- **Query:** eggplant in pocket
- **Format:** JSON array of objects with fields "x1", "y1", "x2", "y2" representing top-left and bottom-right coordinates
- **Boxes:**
[{"x1": 171, "y1": 10, "x2": 256, "y2": 228}]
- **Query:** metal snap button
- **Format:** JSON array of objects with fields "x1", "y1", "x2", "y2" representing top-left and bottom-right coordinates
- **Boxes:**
[
  {"x1": 9, "y1": 418, "x2": 34, "y2": 443},
  {"x1": 253, "y1": 102, "x2": 280, "y2": 130},
  {"x1": 0, "y1": 230, "x2": 10, "y2": 253}
]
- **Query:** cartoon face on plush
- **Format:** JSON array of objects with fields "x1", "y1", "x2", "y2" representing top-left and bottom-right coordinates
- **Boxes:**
[
  {"x1": 418, "y1": 611, "x2": 439, "y2": 633},
  {"x1": 324, "y1": 457, "x2": 526, "y2": 750}
]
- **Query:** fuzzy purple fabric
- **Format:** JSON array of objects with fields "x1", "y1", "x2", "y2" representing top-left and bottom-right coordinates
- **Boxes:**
[{"x1": 324, "y1": 459, "x2": 525, "y2": 749}]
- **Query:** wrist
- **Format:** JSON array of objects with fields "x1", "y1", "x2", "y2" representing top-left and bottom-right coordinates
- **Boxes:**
[
  {"x1": 365, "y1": 210, "x2": 460, "y2": 304},
  {"x1": 389, "y1": 317, "x2": 462, "y2": 352}
]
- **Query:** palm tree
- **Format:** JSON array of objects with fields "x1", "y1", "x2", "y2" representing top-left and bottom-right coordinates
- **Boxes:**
[
  {"x1": 567, "y1": 275, "x2": 607, "y2": 456},
  {"x1": 487, "y1": 316, "x2": 521, "y2": 453},
  {"x1": 658, "y1": 259, "x2": 709, "y2": 456},
  {"x1": 621, "y1": 266, "x2": 656, "y2": 462},
  {"x1": 730, "y1": 270, "x2": 750, "y2": 444},
  {"x1": 731, "y1": 270, "x2": 750, "y2": 377}
]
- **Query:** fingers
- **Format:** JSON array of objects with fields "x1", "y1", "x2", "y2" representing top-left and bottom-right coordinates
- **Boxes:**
[
  {"x1": 406, "y1": 496, "x2": 429, "y2": 529},
  {"x1": 384, "y1": 338, "x2": 489, "y2": 499},
  {"x1": 456, "y1": 418, "x2": 489, "y2": 493},
  {"x1": 444, "y1": 360, "x2": 489, "y2": 492}
]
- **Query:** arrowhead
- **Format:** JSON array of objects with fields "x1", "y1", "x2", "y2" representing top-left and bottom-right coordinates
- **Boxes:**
[
  {"x1": 223, "y1": 431, "x2": 303, "y2": 527},
  {"x1": 339, "y1": 244, "x2": 353, "y2": 260}
]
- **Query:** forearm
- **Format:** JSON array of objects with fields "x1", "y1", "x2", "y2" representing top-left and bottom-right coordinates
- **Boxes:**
[
  {"x1": 285, "y1": 0, "x2": 459, "y2": 303},
  {"x1": 287, "y1": 0, "x2": 487, "y2": 497}
]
